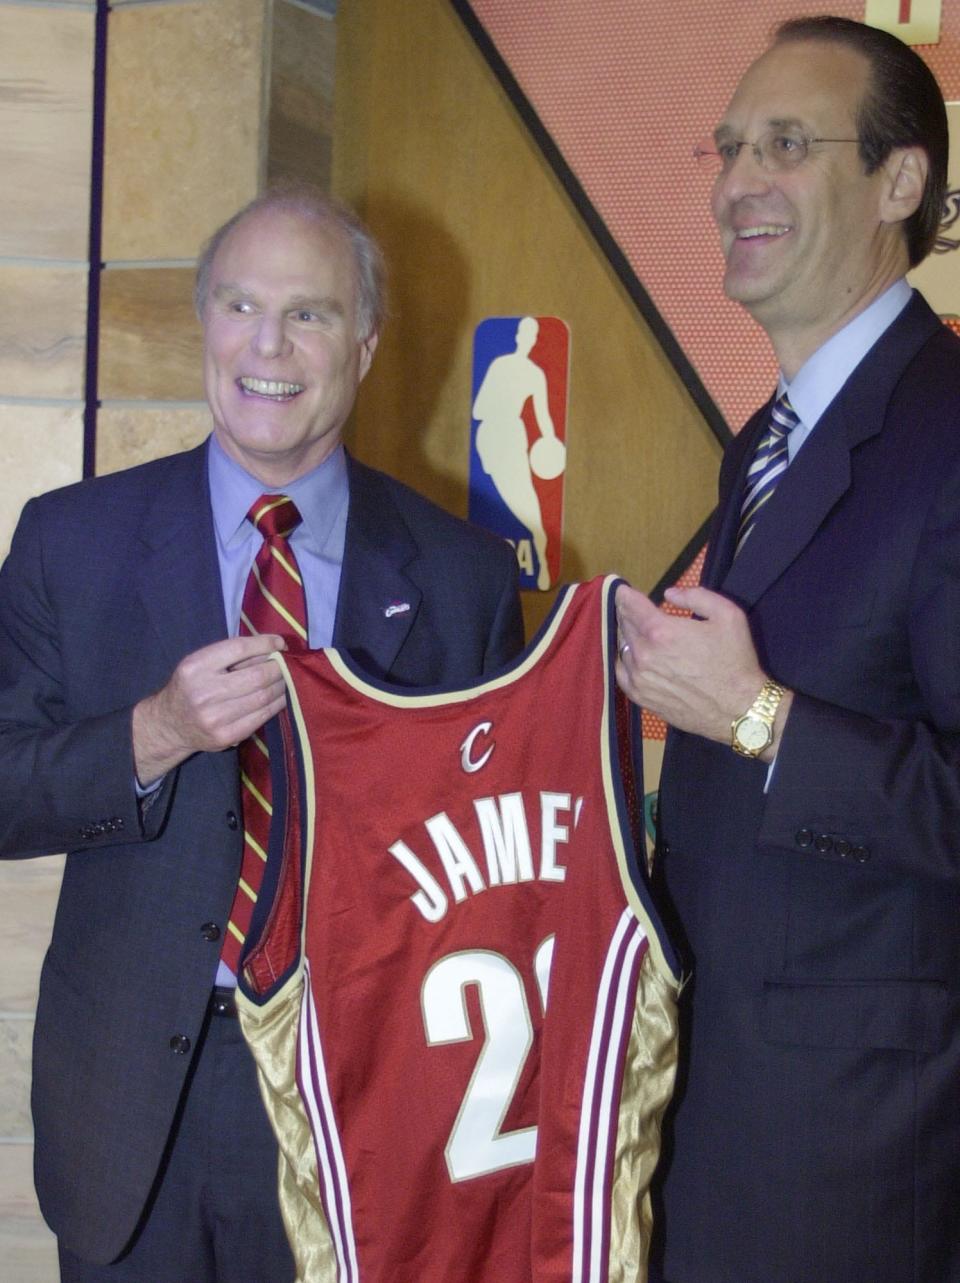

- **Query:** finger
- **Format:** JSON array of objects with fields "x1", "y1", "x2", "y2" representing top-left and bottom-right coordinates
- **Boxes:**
[
  {"x1": 218, "y1": 664, "x2": 287, "y2": 704},
  {"x1": 615, "y1": 586, "x2": 660, "y2": 641},
  {"x1": 202, "y1": 633, "x2": 287, "y2": 671},
  {"x1": 183, "y1": 665, "x2": 286, "y2": 731},
  {"x1": 663, "y1": 585, "x2": 726, "y2": 617},
  {"x1": 196, "y1": 675, "x2": 289, "y2": 746},
  {"x1": 231, "y1": 649, "x2": 286, "y2": 673},
  {"x1": 224, "y1": 691, "x2": 290, "y2": 746}
]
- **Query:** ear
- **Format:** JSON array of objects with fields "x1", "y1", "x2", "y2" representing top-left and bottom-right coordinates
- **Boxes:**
[
  {"x1": 357, "y1": 329, "x2": 379, "y2": 382},
  {"x1": 878, "y1": 146, "x2": 928, "y2": 226}
]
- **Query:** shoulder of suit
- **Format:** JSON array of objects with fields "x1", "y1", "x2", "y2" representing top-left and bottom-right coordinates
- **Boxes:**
[
  {"x1": 910, "y1": 315, "x2": 960, "y2": 373},
  {"x1": 889, "y1": 317, "x2": 960, "y2": 422},
  {"x1": 725, "y1": 301, "x2": 960, "y2": 456}
]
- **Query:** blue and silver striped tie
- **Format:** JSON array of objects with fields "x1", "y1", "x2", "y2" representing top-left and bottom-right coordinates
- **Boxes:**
[{"x1": 736, "y1": 393, "x2": 800, "y2": 555}]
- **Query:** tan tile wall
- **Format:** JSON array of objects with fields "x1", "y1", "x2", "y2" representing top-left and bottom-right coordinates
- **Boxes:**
[
  {"x1": 0, "y1": 267, "x2": 88, "y2": 402},
  {"x1": 0, "y1": 5, "x2": 93, "y2": 260},
  {"x1": 0, "y1": 857, "x2": 65, "y2": 1280},
  {"x1": 0, "y1": 406, "x2": 86, "y2": 558},
  {"x1": 0, "y1": 0, "x2": 334, "y2": 1272},
  {"x1": 0, "y1": 0, "x2": 92, "y2": 1266},
  {"x1": 0, "y1": 1144, "x2": 57, "y2": 1282},
  {"x1": 96, "y1": 404, "x2": 212, "y2": 476},
  {"x1": 99, "y1": 267, "x2": 204, "y2": 402},
  {"x1": 101, "y1": 0, "x2": 266, "y2": 262},
  {"x1": 268, "y1": 0, "x2": 337, "y2": 188}
]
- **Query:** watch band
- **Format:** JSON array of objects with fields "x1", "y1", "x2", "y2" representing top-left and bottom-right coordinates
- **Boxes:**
[{"x1": 731, "y1": 679, "x2": 786, "y2": 758}]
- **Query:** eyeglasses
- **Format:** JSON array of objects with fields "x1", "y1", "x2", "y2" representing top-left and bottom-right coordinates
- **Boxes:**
[{"x1": 693, "y1": 128, "x2": 860, "y2": 174}]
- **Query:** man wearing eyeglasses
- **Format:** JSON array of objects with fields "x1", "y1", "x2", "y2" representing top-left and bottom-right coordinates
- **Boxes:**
[{"x1": 616, "y1": 16, "x2": 960, "y2": 1283}]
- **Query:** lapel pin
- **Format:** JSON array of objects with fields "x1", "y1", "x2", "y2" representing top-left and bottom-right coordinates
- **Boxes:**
[{"x1": 384, "y1": 601, "x2": 411, "y2": 619}]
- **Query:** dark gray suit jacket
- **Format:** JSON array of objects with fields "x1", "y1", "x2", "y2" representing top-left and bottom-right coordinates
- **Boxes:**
[
  {"x1": 654, "y1": 293, "x2": 960, "y2": 1283},
  {"x1": 0, "y1": 441, "x2": 522, "y2": 1264}
]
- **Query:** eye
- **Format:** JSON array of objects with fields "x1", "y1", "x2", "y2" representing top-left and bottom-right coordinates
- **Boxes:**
[
  {"x1": 227, "y1": 299, "x2": 255, "y2": 315},
  {"x1": 717, "y1": 140, "x2": 742, "y2": 164},
  {"x1": 293, "y1": 309, "x2": 320, "y2": 323},
  {"x1": 769, "y1": 133, "x2": 806, "y2": 159}
]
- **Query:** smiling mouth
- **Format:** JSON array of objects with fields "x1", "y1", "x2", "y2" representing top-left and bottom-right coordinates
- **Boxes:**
[
  {"x1": 736, "y1": 224, "x2": 790, "y2": 240},
  {"x1": 238, "y1": 377, "x2": 304, "y2": 400}
]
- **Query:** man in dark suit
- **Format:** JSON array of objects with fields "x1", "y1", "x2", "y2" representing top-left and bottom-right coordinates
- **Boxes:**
[
  {"x1": 616, "y1": 17, "x2": 960, "y2": 1283},
  {"x1": 0, "y1": 186, "x2": 522, "y2": 1280}
]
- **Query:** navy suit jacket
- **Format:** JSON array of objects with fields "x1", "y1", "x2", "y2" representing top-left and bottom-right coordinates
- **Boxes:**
[
  {"x1": 0, "y1": 441, "x2": 522, "y2": 1263},
  {"x1": 654, "y1": 293, "x2": 960, "y2": 1283}
]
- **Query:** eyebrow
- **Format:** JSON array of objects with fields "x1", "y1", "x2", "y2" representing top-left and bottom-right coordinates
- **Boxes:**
[
  {"x1": 287, "y1": 295, "x2": 345, "y2": 315},
  {"x1": 714, "y1": 116, "x2": 808, "y2": 142},
  {"x1": 210, "y1": 284, "x2": 345, "y2": 315}
]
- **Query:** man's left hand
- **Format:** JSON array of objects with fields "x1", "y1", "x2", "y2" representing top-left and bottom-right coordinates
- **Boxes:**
[{"x1": 615, "y1": 584, "x2": 792, "y2": 754}]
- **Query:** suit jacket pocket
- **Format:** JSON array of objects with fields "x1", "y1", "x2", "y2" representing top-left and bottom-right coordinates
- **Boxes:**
[{"x1": 761, "y1": 977, "x2": 953, "y2": 1053}]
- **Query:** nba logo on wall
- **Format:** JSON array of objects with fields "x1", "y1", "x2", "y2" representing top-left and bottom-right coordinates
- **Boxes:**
[{"x1": 468, "y1": 316, "x2": 570, "y2": 591}]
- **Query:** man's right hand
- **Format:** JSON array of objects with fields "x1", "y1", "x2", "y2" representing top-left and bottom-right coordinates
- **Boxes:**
[{"x1": 132, "y1": 635, "x2": 288, "y2": 787}]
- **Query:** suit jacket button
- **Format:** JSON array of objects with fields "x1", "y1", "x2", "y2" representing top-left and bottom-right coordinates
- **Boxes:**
[
  {"x1": 796, "y1": 829, "x2": 814, "y2": 848},
  {"x1": 814, "y1": 834, "x2": 832, "y2": 853},
  {"x1": 852, "y1": 845, "x2": 870, "y2": 862},
  {"x1": 169, "y1": 1034, "x2": 191, "y2": 1055},
  {"x1": 834, "y1": 839, "x2": 851, "y2": 857},
  {"x1": 200, "y1": 922, "x2": 220, "y2": 942},
  {"x1": 226, "y1": 811, "x2": 239, "y2": 830}
]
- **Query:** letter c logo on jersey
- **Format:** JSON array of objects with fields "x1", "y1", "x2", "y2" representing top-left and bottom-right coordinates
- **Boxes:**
[{"x1": 460, "y1": 721, "x2": 495, "y2": 774}]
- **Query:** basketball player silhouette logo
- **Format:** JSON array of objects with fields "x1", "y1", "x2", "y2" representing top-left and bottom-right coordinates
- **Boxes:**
[{"x1": 469, "y1": 316, "x2": 569, "y2": 591}]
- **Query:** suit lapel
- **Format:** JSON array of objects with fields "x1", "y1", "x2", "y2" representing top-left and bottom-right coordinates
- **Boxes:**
[
  {"x1": 720, "y1": 405, "x2": 853, "y2": 606},
  {"x1": 135, "y1": 445, "x2": 227, "y2": 661},
  {"x1": 719, "y1": 293, "x2": 942, "y2": 608},
  {"x1": 334, "y1": 456, "x2": 422, "y2": 676},
  {"x1": 134, "y1": 443, "x2": 237, "y2": 799}
]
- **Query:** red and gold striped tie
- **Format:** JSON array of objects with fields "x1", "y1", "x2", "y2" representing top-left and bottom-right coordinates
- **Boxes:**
[{"x1": 221, "y1": 494, "x2": 307, "y2": 974}]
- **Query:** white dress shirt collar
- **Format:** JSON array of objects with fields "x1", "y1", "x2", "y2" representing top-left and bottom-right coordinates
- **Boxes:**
[{"x1": 780, "y1": 279, "x2": 913, "y2": 461}]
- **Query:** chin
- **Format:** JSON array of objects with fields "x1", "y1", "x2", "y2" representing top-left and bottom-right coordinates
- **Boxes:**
[{"x1": 724, "y1": 271, "x2": 783, "y2": 310}]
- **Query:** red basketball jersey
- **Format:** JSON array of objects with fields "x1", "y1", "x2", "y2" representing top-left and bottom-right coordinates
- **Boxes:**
[{"x1": 237, "y1": 575, "x2": 680, "y2": 1282}]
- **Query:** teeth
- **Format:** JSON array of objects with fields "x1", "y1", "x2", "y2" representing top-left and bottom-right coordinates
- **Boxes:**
[
  {"x1": 737, "y1": 225, "x2": 789, "y2": 239},
  {"x1": 239, "y1": 377, "x2": 304, "y2": 397}
]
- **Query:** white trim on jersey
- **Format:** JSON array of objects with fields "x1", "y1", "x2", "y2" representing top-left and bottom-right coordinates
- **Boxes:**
[
  {"x1": 572, "y1": 907, "x2": 648, "y2": 1283},
  {"x1": 298, "y1": 960, "x2": 360, "y2": 1281}
]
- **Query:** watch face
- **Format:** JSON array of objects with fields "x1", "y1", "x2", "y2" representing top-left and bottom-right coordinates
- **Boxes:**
[{"x1": 735, "y1": 716, "x2": 771, "y2": 752}]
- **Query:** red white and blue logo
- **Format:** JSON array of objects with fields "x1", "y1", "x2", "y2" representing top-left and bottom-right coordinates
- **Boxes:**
[{"x1": 468, "y1": 316, "x2": 569, "y2": 591}]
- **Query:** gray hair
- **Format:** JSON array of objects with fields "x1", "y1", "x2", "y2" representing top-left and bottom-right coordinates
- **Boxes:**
[{"x1": 194, "y1": 182, "x2": 386, "y2": 336}]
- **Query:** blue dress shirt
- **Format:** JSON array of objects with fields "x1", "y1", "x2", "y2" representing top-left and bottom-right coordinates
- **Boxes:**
[{"x1": 206, "y1": 433, "x2": 349, "y2": 647}]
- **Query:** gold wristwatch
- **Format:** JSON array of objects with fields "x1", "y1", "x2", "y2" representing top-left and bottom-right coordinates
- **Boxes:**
[{"x1": 731, "y1": 679, "x2": 786, "y2": 758}]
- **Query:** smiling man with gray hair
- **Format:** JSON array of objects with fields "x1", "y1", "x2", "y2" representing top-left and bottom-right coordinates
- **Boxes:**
[{"x1": 0, "y1": 183, "x2": 522, "y2": 1281}]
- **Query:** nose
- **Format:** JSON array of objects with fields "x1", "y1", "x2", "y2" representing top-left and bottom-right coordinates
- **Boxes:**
[{"x1": 251, "y1": 312, "x2": 291, "y2": 359}]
